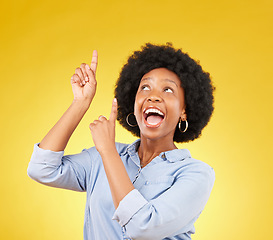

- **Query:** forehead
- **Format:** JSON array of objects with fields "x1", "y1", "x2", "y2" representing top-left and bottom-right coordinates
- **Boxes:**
[{"x1": 141, "y1": 68, "x2": 181, "y2": 86}]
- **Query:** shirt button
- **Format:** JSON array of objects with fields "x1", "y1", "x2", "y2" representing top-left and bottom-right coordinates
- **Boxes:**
[{"x1": 162, "y1": 153, "x2": 166, "y2": 158}]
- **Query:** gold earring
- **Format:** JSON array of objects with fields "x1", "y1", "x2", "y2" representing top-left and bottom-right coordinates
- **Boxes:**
[
  {"x1": 126, "y1": 113, "x2": 138, "y2": 127},
  {"x1": 178, "y1": 118, "x2": 188, "y2": 133}
]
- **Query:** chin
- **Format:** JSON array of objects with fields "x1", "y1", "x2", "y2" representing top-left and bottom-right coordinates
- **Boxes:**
[{"x1": 140, "y1": 130, "x2": 174, "y2": 142}]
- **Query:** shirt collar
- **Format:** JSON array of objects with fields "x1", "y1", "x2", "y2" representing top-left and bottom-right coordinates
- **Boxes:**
[
  {"x1": 120, "y1": 139, "x2": 141, "y2": 166},
  {"x1": 120, "y1": 139, "x2": 191, "y2": 164},
  {"x1": 120, "y1": 139, "x2": 141, "y2": 156},
  {"x1": 163, "y1": 148, "x2": 191, "y2": 162}
]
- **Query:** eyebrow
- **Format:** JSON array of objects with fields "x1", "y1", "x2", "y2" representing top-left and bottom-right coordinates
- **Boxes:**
[{"x1": 141, "y1": 77, "x2": 178, "y2": 87}]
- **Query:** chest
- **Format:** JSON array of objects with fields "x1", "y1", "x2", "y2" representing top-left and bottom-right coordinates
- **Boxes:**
[
  {"x1": 132, "y1": 163, "x2": 177, "y2": 200},
  {"x1": 89, "y1": 159, "x2": 178, "y2": 204}
]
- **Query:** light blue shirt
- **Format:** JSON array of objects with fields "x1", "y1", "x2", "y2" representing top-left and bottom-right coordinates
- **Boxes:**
[{"x1": 27, "y1": 139, "x2": 215, "y2": 240}]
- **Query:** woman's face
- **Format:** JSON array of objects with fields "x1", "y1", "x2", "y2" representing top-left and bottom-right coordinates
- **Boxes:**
[{"x1": 134, "y1": 68, "x2": 186, "y2": 142}]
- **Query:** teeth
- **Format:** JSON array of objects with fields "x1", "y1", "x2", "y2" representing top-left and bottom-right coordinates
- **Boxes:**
[{"x1": 144, "y1": 108, "x2": 164, "y2": 116}]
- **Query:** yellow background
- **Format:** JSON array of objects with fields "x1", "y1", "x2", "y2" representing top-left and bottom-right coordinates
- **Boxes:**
[{"x1": 1, "y1": 0, "x2": 272, "y2": 239}]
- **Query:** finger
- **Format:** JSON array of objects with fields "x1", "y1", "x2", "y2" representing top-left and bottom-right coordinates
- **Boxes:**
[
  {"x1": 90, "y1": 50, "x2": 98, "y2": 74},
  {"x1": 98, "y1": 115, "x2": 107, "y2": 121},
  {"x1": 89, "y1": 122, "x2": 95, "y2": 130},
  {"x1": 75, "y1": 68, "x2": 86, "y2": 85},
  {"x1": 109, "y1": 98, "x2": 118, "y2": 123},
  {"x1": 85, "y1": 64, "x2": 97, "y2": 86},
  {"x1": 90, "y1": 120, "x2": 101, "y2": 126},
  {"x1": 71, "y1": 74, "x2": 83, "y2": 86},
  {"x1": 80, "y1": 63, "x2": 89, "y2": 82}
]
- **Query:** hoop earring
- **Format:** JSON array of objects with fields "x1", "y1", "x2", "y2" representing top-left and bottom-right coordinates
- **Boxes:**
[
  {"x1": 178, "y1": 118, "x2": 188, "y2": 133},
  {"x1": 126, "y1": 113, "x2": 138, "y2": 127}
]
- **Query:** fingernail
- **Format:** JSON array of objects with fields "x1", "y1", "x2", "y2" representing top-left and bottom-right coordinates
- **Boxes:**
[
  {"x1": 85, "y1": 76, "x2": 89, "y2": 81},
  {"x1": 83, "y1": 80, "x2": 86, "y2": 84},
  {"x1": 113, "y1": 98, "x2": 117, "y2": 102},
  {"x1": 86, "y1": 65, "x2": 91, "y2": 70}
]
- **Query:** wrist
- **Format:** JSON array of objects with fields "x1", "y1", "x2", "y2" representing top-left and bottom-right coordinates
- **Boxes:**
[
  {"x1": 98, "y1": 144, "x2": 117, "y2": 158},
  {"x1": 72, "y1": 98, "x2": 91, "y2": 110}
]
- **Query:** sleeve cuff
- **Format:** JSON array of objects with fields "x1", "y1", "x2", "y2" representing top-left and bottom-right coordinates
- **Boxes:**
[
  {"x1": 112, "y1": 189, "x2": 148, "y2": 226},
  {"x1": 30, "y1": 143, "x2": 64, "y2": 166}
]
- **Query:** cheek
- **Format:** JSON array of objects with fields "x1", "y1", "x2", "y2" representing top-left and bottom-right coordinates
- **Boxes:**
[
  {"x1": 174, "y1": 93, "x2": 186, "y2": 112},
  {"x1": 167, "y1": 98, "x2": 185, "y2": 119}
]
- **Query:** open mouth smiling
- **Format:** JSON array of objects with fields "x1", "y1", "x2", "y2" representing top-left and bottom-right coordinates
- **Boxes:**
[{"x1": 143, "y1": 107, "x2": 165, "y2": 128}]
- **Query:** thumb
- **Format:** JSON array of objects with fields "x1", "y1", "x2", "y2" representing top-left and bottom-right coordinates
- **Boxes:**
[
  {"x1": 90, "y1": 50, "x2": 98, "y2": 74},
  {"x1": 109, "y1": 98, "x2": 118, "y2": 123}
]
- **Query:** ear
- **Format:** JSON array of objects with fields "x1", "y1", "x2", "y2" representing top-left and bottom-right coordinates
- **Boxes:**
[{"x1": 180, "y1": 109, "x2": 187, "y2": 121}]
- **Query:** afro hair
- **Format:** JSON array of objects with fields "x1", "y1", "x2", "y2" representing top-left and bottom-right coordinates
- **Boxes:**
[{"x1": 114, "y1": 43, "x2": 215, "y2": 143}]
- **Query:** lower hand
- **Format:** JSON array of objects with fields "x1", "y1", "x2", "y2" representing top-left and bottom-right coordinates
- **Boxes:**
[{"x1": 89, "y1": 98, "x2": 118, "y2": 153}]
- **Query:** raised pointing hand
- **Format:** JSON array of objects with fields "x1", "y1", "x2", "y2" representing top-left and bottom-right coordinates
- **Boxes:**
[{"x1": 71, "y1": 50, "x2": 98, "y2": 102}]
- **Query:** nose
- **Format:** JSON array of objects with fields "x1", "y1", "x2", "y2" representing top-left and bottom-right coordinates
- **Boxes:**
[{"x1": 147, "y1": 92, "x2": 162, "y2": 102}]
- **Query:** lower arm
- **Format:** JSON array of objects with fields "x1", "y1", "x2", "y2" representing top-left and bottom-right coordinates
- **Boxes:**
[
  {"x1": 39, "y1": 99, "x2": 90, "y2": 152},
  {"x1": 100, "y1": 148, "x2": 135, "y2": 208}
]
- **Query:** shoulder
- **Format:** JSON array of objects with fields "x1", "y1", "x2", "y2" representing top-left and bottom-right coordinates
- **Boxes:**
[
  {"x1": 183, "y1": 154, "x2": 214, "y2": 174},
  {"x1": 166, "y1": 148, "x2": 214, "y2": 170},
  {"x1": 182, "y1": 155, "x2": 215, "y2": 190},
  {"x1": 185, "y1": 157, "x2": 215, "y2": 182},
  {"x1": 166, "y1": 148, "x2": 215, "y2": 185}
]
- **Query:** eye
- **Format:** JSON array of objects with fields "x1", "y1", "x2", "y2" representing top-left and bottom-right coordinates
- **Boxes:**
[
  {"x1": 164, "y1": 87, "x2": 174, "y2": 93},
  {"x1": 141, "y1": 85, "x2": 150, "y2": 91}
]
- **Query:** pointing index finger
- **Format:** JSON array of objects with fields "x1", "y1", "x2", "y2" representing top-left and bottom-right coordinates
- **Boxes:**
[
  {"x1": 109, "y1": 98, "x2": 118, "y2": 123},
  {"x1": 90, "y1": 50, "x2": 98, "y2": 74}
]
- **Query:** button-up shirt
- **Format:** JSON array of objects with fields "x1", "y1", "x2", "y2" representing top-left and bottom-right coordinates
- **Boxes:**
[{"x1": 27, "y1": 139, "x2": 215, "y2": 240}]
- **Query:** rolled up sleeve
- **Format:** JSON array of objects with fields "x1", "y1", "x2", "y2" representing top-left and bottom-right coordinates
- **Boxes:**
[
  {"x1": 27, "y1": 143, "x2": 92, "y2": 192},
  {"x1": 112, "y1": 189, "x2": 148, "y2": 226}
]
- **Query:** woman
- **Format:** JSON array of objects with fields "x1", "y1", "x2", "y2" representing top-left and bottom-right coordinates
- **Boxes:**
[{"x1": 28, "y1": 43, "x2": 215, "y2": 240}]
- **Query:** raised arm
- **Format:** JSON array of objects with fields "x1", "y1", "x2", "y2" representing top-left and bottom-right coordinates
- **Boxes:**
[{"x1": 39, "y1": 50, "x2": 98, "y2": 151}]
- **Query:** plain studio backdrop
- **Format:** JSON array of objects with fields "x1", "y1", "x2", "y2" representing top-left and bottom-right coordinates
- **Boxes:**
[{"x1": 1, "y1": 0, "x2": 272, "y2": 239}]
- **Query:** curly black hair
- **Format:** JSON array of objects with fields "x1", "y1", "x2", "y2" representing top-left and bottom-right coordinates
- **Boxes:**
[{"x1": 114, "y1": 43, "x2": 215, "y2": 143}]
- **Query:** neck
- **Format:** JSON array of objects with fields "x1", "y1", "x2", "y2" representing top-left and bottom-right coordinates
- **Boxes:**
[{"x1": 137, "y1": 135, "x2": 177, "y2": 168}]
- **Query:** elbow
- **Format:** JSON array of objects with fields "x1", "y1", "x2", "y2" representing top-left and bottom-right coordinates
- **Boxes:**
[
  {"x1": 27, "y1": 163, "x2": 42, "y2": 182},
  {"x1": 27, "y1": 162, "x2": 53, "y2": 184}
]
